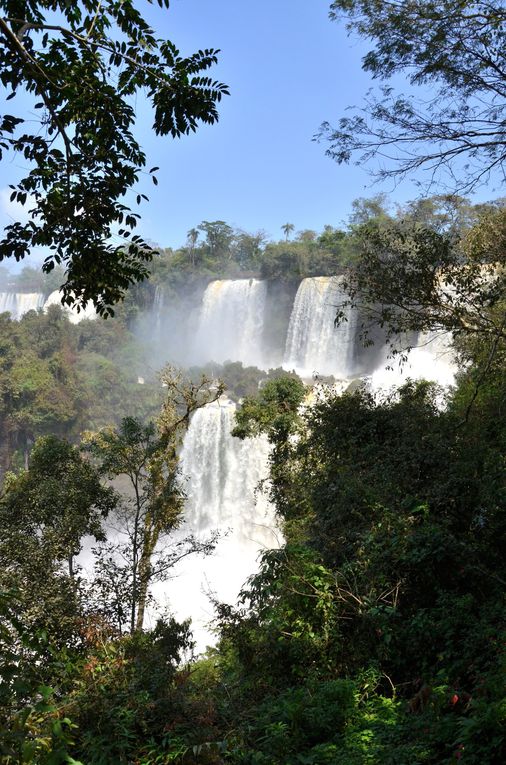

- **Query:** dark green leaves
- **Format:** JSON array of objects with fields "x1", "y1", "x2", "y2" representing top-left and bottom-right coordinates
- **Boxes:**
[{"x1": 0, "y1": 1, "x2": 229, "y2": 315}]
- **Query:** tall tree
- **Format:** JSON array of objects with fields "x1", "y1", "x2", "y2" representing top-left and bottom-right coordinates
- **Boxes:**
[
  {"x1": 319, "y1": 0, "x2": 506, "y2": 192},
  {"x1": 339, "y1": 207, "x2": 506, "y2": 352},
  {"x1": 198, "y1": 220, "x2": 234, "y2": 259},
  {"x1": 84, "y1": 367, "x2": 224, "y2": 633},
  {"x1": 281, "y1": 222, "x2": 295, "y2": 241},
  {"x1": 0, "y1": 1, "x2": 229, "y2": 314},
  {"x1": 186, "y1": 227, "x2": 200, "y2": 268},
  {"x1": 0, "y1": 435, "x2": 116, "y2": 644}
]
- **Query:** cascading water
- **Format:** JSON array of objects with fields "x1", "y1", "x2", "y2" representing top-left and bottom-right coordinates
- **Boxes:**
[
  {"x1": 153, "y1": 285, "x2": 165, "y2": 336},
  {"x1": 156, "y1": 398, "x2": 280, "y2": 649},
  {"x1": 44, "y1": 290, "x2": 97, "y2": 323},
  {"x1": 369, "y1": 330, "x2": 457, "y2": 396},
  {"x1": 0, "y1": 292, "x2": 45, "y2": 320},
  {"x1": 283, "y1": 276, "x2": 357, "y2": 378},
  {"x1": 193, "y1": 279, "x2": 267, "y2": 368}
]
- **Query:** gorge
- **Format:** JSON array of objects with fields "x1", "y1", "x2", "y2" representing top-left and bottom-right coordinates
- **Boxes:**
[{"x1": 0, "y1": 274, "x2": 457, "y2": 648}]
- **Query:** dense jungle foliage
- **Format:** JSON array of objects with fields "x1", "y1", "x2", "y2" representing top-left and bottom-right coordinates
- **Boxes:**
[
  {"x1": 0, "y1": 196, "x2": 505, "y2": 764},
  {"x1": 1, "y1": 0, "x2": 505, "y2": 758}
]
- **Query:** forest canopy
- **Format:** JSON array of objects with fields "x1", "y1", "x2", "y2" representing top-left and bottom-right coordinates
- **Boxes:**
[{"x1": 0, "y1": 1, "x2": 505, "y2": 763}]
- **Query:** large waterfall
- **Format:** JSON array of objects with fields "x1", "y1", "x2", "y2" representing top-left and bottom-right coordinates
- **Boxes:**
[
  {"x1": 283, "y1": 276, "x2": 357, "y2": 378},
  {"x1": 157, "y1": 398, "x2": 279, "y2": 648},
  {"x1": 193, "y1": 279, "x2": 267, "y2": 368},
  {"x1": 0, "y1": 290, "x2": 98, "y2": 323},
  {"x1": 141, "y1": 273, "x2": 456, "y2": 647},
  {"x1": 0, "y1": 292, "x2": 45, "y2": 320}
]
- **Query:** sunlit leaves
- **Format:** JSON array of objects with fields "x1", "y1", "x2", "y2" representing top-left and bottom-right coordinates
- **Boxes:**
[{"x1": 0, "y1": 1, "x2": 229, "y2": 315}]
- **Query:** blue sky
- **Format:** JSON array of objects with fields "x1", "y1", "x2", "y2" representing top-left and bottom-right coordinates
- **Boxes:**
[
  {"x1": 136, "y1": 0, "x2": 390, "y2": 246},
  {"x1": 0, "y1": 0, "x2": 499, "y2": 262}
]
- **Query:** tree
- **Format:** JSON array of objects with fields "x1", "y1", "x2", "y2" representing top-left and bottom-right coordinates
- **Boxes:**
[
  {"x1": 233, "y1": 230, "x2": 266, "y2": 270},
  {"x1": 84, "y1": 367, "x2": 224, "y2": 633},
  {"x1": 319, "y1": 0, "x2": 506, "y2": 192},
  {"x1": 213, "y1": 377, "x2": 506, "y2": 764},
  {"x1": 0, "y1": 305, "x2": 88, "y2": 471},
  {"x1": 0, "y1": 590, "x2": 83, "y2": 765},
  {"x1": 233, "y1": 376, "x2": 306, "y2": 445},
  {"x1": 186, "y1": 227, "x2": 200, "y2": 268},
  {"x1": 338, "y1": 207, "x2": 506, "y2": 378},
  {"x1": 0, "y1": 435, "x2": 116, "y2": 643},
  {"x1": 198, "y1": 220, "x2": 234, "y2": 260},
  {"x1": 281, "y1": 222, "x2": 295, "y2": 241},
  {"x1": 0, "y1": 1, "x2": 229, "y2": 315}
]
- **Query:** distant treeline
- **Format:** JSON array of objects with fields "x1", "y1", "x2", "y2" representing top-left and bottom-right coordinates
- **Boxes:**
[{"x1": 3, "y1": 194, "x2": 502, "y2": 304}]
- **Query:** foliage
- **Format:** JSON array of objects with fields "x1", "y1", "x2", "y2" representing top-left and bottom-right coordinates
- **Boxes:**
[
  {"x1": 84, "y1": 369, "x2": 224, "y2": 633},
  {"x1": 186, "y1": 362, "x2": 303, "y2": 404},
  {"x1": 0, "y1": 590, "x2": 83, "y2": 765},
  {"x1": 336, "y1": 206, "x2": 506, "y2": 378},
  {"x1": 1, "y1": 434, "x2": 116, "y2": 570},
  {"x1": 69, "y1": 618, "x2": 195, "y2": 765},
  {"x1": 320, "y1": 0, "x2": 506, "y2": 191},
  {"x1": 281, "y1": 222, "x2": 295, "y2": 241},
  {"x1": 0, "y1": 302, "x2": 166, "y2": 471},
  {"x1": 1, "y1": 196, "x2": 506, "y2": 763},
  {"x1": 0, "y1": 1, "x2": 228, "y2": 314},
  {"x1": 213, "y1": 375, "x2": 506, "y2": 764},
  {"x1": 143, "y1": 219, "x2": 352, "y2": 288},
  {"x1": 232, "y1": 376, "x2": 306, "y2": 443},
  {"x1": 0, "y1": 307, "x2": 88, "y2": 468},
  {"x1": 0, "y1": 435, "x2": 116, "y2": 646}
]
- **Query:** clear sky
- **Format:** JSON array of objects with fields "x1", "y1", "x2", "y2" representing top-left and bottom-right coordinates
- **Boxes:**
[
  {"x1": 0, "y1": 0, "x2": 498, "y2": 261},
  {"x1": 136, "y1": 0, "x2": 391, "y2": 246}
]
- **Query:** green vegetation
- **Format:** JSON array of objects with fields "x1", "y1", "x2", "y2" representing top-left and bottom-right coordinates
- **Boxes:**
[
  {"x1": 0, "y1": 304, "x2": 164, "y2": 474},
  {"x1": 0, "y1": 0, "x2": 504, "y2": 754},
  {"x1": 131, "y1": 195, "x2": 502, "y2": 295},
  {"x1": 0, "y1": 0, "x2": 228, "y2": 314},
  {"x1": 142, "y1": 220, "x2": 350, "y2": 297},
  {"x1": 83, "y1": 368, "x2": 223, "y2": 635},
  {"x1": 0, "y1": 193, "x2": 504, "y2": 763}
]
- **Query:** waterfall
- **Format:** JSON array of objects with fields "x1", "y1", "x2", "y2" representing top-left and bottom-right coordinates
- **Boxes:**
[
  {"x1": 44, "y1": 290, "x2": 97, "y2": 323},
  {"x1": 153, "y1": 285, "x2": 165, "y2": 335},
  {"x1": 157, "y1": 398, "x2": 279, "y2": 649},
  {"x1": 193, "y1": 279, "x2": 267, "y2": 368},
  {"x1": 283, "y1": 276, "x2": 357, "y2": 378},
  {"x1": 0, "y1": 292, "x2": 45, "y2": 320},
  {"x1": 369, "y1": 330, "x2": 457, "y2": 396}
]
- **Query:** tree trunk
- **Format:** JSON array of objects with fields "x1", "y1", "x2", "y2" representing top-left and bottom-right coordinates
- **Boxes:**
[
  {"x1": 134, "y1": 514, "x2": 158, "y2": 632},
  {"x1": 135, "y1": 547, "x2": 152, "y2": 632}
]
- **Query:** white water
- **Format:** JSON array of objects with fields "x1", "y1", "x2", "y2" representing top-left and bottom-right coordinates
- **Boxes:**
[
  {"x1": 157, "y1": 398, "x2": 279, "y2": 649},
  {"x1": 283, "y1": 276, "x2": 357, "y2": 379},
  {"x1": 0, "y1": 292, "x2": 45, "y2": 319},
  {"x1": 369, "y1": 330, "x2": 457, "y2": 396},
  {"x1": 193, "y1": 279, "x2": 267, "y2": 368},
  {"x1": 75, "y1": 273, "x2": 458, "y2": 649},
  {"x1": 153, "y1": 285, "x2": 165, "y2": 335},
  {"x1": 44, "y1": 290, "x2": 97, "y2": 323}
]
